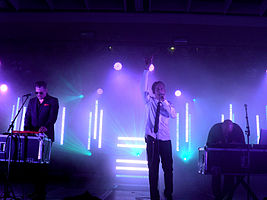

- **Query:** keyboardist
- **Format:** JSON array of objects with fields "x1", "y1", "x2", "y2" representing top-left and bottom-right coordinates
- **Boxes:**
[
  {"x1": 24, "y1": 81, "x2": 59, "y2": 142},
  {"x1": 24, "y1": 81, "x2": 59, "y2": 200},
  {"x1": 206, "y1": 119, "x2": 245, "y2": 200}
]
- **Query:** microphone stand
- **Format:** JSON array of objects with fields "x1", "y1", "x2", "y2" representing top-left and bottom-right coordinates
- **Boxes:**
[
  {"x1": 2, "y1": 95, "x2": 30, "y2": 200},
  {"x1": 224, "y1": 105, "x2": 258, "y2": 200},
  {"x1": 244, "y1": 104, "x2": 250, "y2": 200}
]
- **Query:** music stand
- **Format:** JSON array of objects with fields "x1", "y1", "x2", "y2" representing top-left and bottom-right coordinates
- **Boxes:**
[{"x1": 0, "y1": 95, "x2": 30, "y2": 200}]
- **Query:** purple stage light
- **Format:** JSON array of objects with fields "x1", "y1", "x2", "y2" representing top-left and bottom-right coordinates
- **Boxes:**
[
  {"x1": 149, "y1": 64, "x2": 154, "y2": 72},
  {"x1": 60, "y1": 107, "x2": 66, "y2": 145},
  {"x1": 185, "y1": 103, "x2": 189, "y2": 143},
  {"x1": 97, "y1": 88, "x2": 103, "y2": 95},
  {"x1": 98, "y1": 109, "x2": 103, "y2": 149},
  {"x1": 176, "y1": 113, "x2": 179, "y2": 151},
  {"x1": 256, "y1": 115, "x2": 260, "y2": 144},
  {"x1": 114, "y1": 62, "x2": 122, "y2": 71},
  {"x1": 0, "y1": 84, "x2": 8, "y2": 93},
  {"x1": 175, "y1": 90, "x2": 182, "y2": 97},
  {"x1": 93, "y1": 100, "x2": 98, "y2": 140},
  {"x1": 87, "y1": 112, "x2": 92, "y2": 150}
]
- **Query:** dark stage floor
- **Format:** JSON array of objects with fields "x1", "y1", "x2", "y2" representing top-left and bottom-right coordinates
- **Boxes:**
[
  {"x1": 1, "y1": 173, "x2": 267, "y2": 200},
  {"x1": 0, "y1": 182, "x2": 214, "y2": 200},
  {"x1": 1, "y1": 147, "x2": 267, "y2": 200}
]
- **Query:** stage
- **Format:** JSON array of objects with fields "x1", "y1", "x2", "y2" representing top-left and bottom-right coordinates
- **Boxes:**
[{"x1": 1, "y1": 145, "x2": 267, "y2": 200}]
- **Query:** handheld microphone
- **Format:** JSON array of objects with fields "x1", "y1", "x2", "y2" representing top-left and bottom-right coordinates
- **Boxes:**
[{"x1": 22, "y1": 93, "x2": 32, "y2": 97}]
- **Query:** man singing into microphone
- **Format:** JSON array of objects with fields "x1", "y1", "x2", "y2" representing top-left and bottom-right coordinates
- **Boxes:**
[
  {"x1": 142, "y1": 58, "x2": 176, "y2": 200},
  {"x1": 24, "y1": 81, "x2": 59, "y2": 200}
]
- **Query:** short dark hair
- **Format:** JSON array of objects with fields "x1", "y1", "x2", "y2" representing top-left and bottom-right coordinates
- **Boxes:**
[
  {"x1": 152, "y1": 81, "x2": 165, "y2": 94},
  {"x1": 34, "y1": 81, "x2": 47, "y2": 89},
  {"x1": 223, "y1": 119, "x2": 233, "y2": 124}
]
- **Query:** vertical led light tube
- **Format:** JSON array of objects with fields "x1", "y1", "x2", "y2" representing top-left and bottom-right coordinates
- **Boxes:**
[
  {"x1": 14, "y1": 97, "x2": 20, "y2": 130},
  {"x1": 176, "y1": 113, "x2": 179, "y2": 151},
  {"x1": 232, "y1": 113, "x2": 235, "y2": 122},
  {"x1": 88, "y1": 112, "x2": 92, "y2": 150},
  {"x1": 9, "y1": 105, "x2": 15, "y2": 133},
  {"x1": 229, "y1": 104, "x2": 233, "y2": 121},
  {"x1": 221, "y1": 114, "x2": 224, "y2": 122},
  {"x1": 117, "y1": 137, "x2": 144, "y2": 141},
  {"x1": 185, "y1": 103, "x2": 189, "y2": 143},
  {"x1": 189, "y1": 114, "x2": 192, "y2": 152},
  {"x1": 93, "y1": 100, "x2": 98, "y2": 139},
  {"x1": 60, "y1": 107, "x2": 66, "y2": 145},
  {"x1": 256, "y1": 115, "x2": 260, "y2": 144},
  {"x1": 10, "y1": 105, "x2": 15, "y2": 122},
  {"x1": 98, "y1": 109, "x2": 104, "y2": 148},
  {"x1": 20, "y1": 107, "x2": 27, "y2": 131}
]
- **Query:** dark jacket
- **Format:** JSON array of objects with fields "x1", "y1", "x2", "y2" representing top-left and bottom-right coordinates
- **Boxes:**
[{"x1": 24, "y1": 94, "x2": 59, "y2": 142}]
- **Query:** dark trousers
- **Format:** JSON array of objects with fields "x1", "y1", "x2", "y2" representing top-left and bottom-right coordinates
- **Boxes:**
[
  {"x1": 146, "y1": 135, "x2": 173, "y2": 200},
  {"x1": 212, "y1": 175, "x2": 235, "y2": 200},
  {"x1": 32, "y1": 142, "x2": 51, "y2": 199},
  {"x1": 27, "y1": 163, "x2": 48, "y2": 199}
]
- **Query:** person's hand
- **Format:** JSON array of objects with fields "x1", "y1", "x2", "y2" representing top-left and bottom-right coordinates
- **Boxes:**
[
  {"x1": 38, "y1": 126, "x2": 47, "y2": 133},
  {"x1": 160, "y1": 95, "x2": 165, "y2": 102},
  {"x1": 144, "y1": 56, "x2": 153, "y2": 70}
]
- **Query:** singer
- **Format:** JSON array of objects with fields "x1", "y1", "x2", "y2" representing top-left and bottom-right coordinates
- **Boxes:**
[
  {"x1": 24, "y1": 81, "x2": 59, "y2": 200},
  {"x1": 142, "y1": 58, "x2": 176, "y2": 200},
  {"x1": 24, "y1": 81, "x2": 59, "y2": 142},
  {"x1": 206, "y1": 119, "x2": 245, "y2": 200}
]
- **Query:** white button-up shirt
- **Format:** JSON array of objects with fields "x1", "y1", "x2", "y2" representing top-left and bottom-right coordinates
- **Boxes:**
[{"x1": 143, "y1": 70, "x2": 176, "y2": 141}]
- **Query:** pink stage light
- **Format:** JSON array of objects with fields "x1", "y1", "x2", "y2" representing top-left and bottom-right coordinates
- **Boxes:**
[
  {"x1": 149, "y1": 64, "x2": 154, "y2": 72},
  {"x1": 0, "y1": 84, "x2": 8, "y2": 93},
  {"x1": 97, "y1": 88, "x2": 103, "y2": 95},
  {"x1": 175, "y1": 90, "x2": 182, "y2": 97},
  {"x1": 114, "y1": 62, "x2": 122, "y2": 71}
]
